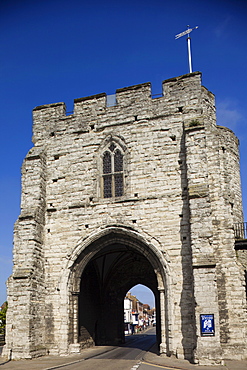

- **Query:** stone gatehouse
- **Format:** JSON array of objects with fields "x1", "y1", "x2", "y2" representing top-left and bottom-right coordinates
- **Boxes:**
[{"x1": 3, "y1": 72, "x2": 247, "y2": 365}]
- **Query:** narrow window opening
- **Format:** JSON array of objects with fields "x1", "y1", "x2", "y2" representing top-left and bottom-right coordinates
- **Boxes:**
[
  {"x1": 106, "y1": 94, "x2": 117, "y2": 107},
  {"x1": 103, "y1": 151, "x2": 111, "y2": 174},
  {"x1": 114, "y1": 150, "x2": 123, "y2": 172},
  {"x1": 115, "y1": 174, "x2": 123, "y2": 197},
  {"x1": 103, "y1": 175, "x2": 112, "y2": 198},
  {"x1": 102, "y1": 144, "x2": 124, "y2": 198}
]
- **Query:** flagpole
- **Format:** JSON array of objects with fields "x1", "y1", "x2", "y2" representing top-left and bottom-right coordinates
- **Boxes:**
[
  {"x1": 175, "y1": 25, "x2": 198, "y2": 74},
  {"x1": 187, "y1": 35, "x2": 192, "y2": 73}
]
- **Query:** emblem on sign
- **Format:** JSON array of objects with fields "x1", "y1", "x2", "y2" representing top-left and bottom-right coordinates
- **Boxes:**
[{"x1": 200, "y1": 314, "x2": 215, "y2": 336}]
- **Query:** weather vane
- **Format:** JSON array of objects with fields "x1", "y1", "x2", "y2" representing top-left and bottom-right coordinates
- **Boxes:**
[{"x1": 175, "y1": 25, "x2": 198, "y2": 74}]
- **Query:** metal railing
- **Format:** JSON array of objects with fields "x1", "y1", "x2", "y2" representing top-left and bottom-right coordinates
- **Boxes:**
[
  {"x1": 234, "y1": 222, "x2": 247, "y2": 240},
  {"x1": 0, "y1": 333, "x2": 5, "y2": 345}
]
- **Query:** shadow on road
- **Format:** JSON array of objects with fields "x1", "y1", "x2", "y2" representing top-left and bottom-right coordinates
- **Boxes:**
[
  {"x1": 124, "y1": 334, "x2": 157, "y2": 353},
  {"x1": 91, "y1": 328, "x2": 157, "y2": 360},
  {"x1": 0, "y1": 360, "x2": 11, "y2": 367}
]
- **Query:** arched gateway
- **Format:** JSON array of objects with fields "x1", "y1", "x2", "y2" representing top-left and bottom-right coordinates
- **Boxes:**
[
  {"x1": 66, "y1": 226, "x2": 169, "y2": 353},
  {"x1": 3, "y1": 72, "x2": 247, "y2": 365}
]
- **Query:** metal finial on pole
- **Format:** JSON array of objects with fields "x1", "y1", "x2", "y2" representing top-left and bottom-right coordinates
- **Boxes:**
[{"x1": 175, "y1": 25, "x2": 198, "y2": 73}]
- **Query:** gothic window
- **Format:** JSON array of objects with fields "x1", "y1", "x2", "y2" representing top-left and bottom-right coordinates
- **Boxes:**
[{"x1": 102, "y1": 144, "x2": 124, "y2": 198}]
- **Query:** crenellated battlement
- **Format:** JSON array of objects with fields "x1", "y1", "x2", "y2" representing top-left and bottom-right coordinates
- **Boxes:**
[
  {"x1": 32, "y1": 71, "x2": 217, "y2": 145},
  {"x1": 33, "y1": 72, "x2": 204, "y2": 115},
  {"x1": 33, "y1": 72, "x2": 218, "y2": 145}
]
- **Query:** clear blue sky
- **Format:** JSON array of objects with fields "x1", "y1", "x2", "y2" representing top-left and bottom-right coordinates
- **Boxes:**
[{"x1": 1, "y1": 0, "x2": 247, "y2": 305}]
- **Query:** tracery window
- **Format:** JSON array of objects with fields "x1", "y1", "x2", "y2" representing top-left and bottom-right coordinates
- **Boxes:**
[{"x1": 102, "y1": 143, "x2": 124, "y2": 198}]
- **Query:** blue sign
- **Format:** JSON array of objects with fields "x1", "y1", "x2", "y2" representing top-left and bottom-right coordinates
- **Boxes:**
[{"x1": 200, "y1": 314, "x2": 215, "y2": 336}]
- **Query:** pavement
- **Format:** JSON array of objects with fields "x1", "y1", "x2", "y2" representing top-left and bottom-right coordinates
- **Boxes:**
[
  {"x1": 144, "y1": 344, "x2": 247, "y2": 370},
  {"x1": 0, "y1": 343, "x2": 247, "y2": 370}
]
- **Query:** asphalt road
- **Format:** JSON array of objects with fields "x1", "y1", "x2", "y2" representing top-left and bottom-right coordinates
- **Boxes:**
[
  {"x1": 139, "y1": 361, "x2": 180, "y2": 370},
  {"x1": 57, "y1": 327, "x2": 157, "y2": 370}
]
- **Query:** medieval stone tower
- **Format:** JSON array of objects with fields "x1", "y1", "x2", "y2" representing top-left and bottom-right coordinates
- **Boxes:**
[{"x1": 3, "y1": 72, "x2": 247, "y2": 364}]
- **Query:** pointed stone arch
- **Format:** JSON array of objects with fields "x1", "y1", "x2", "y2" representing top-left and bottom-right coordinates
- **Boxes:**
[{"x1": 63, "y1": 225, "x2": 172, "y2": 355}]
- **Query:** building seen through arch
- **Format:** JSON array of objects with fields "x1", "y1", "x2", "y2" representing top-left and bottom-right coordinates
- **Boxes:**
[
  {"x1": 3, "y1": 72, "x2": 247, "y2": 365},
  {"x1": 124, "y1": 286, "x2": 156, "y2": 335}
]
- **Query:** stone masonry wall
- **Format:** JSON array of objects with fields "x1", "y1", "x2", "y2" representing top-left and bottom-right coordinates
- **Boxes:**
[
  {"x1": 4, "y1": 149, "x2": 47, "y2": 359},
  {"x1": 3, "y1": 72, "x2": 247, "y2": 363}
]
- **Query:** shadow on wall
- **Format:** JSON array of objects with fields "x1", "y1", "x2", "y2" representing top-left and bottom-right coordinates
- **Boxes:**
[{"x1": 179, "y1": 129, "x2": 197, "y2": 362}]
